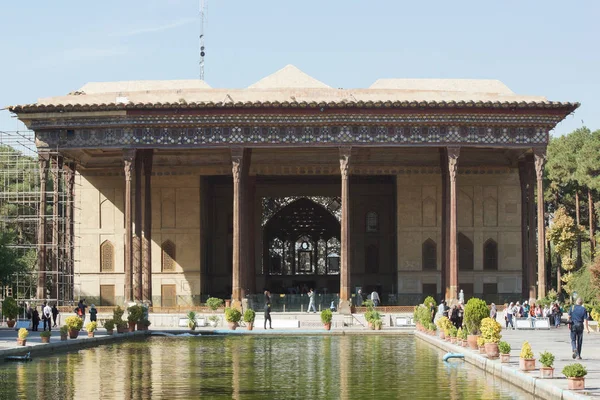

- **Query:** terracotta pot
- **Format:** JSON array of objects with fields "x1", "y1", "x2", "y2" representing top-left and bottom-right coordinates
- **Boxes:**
[
  {"x1": 369, "y1": 323, "x2": 374, "y2": 330},
  {"x1": 117, "y1": 326, "x2": 126, "y2": 334},
  {"x1": 247, "y1": 322, "x2": 254, "y2": 331},
  {"x1": 228, "y1": 322, "x2": 238, "y2": 330},
  {"x1": 41, "y1": 336, "x2": 50, "y2": 344},
  {"x1": 375, "y1": 324, "x2": 382, "y2": 331},
  {"x1": 462, "y1": 340, "x2": 468, "y2": 347},
  {"x1": 60, "y1": 334, "x2": 68, "y2": 341},
  {"x1": 467, "y1": 335, "x2": 480, "y2": 350},
  {"x1": 450, "y1": 337, "x2": 456, "y2": 344},
  {"x1": 479, "y1": 346, "x2": 486, "y2": 354},
  {"x1": 519, "y1": 358, "x2": 536, "y2": 371},
  {"x1": 87, "y1": 331, "x2": 95, "y2": 338},
  {"x1": 7, "y1": 320, "x2": 16, "y2": 328},
  {"x1": 567, "y1": 377, "x2": 585, "y2": 390},
  {"x1": 500, "y1": 353, "x2": 510, "y2": 363},
  {"x1": 106, "y1": 329, "x2": 114, "y2": 336},
  {"x1": 539, "y1": 367, "x2": 554, "y2": 379},
  {"x1": 485, "y1": 343, "x2": 499, "y2": 359},
  {"x1": 68, "y1": 329, "x2": 79, "y2": 339},
  {"x1": 439, "y1": 331, "x2": 445, "y2": 340},
  {"x1": 17, "y1": 338, "x2": 26, "y2": 346},
  {"x1": 324, "y1": 323, "x2": 331, "y2": 331},
  {"x1": 128, "y1": 322, "x2": 136, "y2": 332}
]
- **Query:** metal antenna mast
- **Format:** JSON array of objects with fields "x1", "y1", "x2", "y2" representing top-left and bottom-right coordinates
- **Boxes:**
[{"x1": 199, "y1": 0, "x2": 207, "y2": 80}]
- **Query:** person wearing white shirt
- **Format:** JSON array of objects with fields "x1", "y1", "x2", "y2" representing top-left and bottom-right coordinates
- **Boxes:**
[
  {"x1": 371, "y1": 291, "x2": 380, "y2": 307},
  {"x1": 42, "y1": 303, "x2": 53, "y2": 331}
]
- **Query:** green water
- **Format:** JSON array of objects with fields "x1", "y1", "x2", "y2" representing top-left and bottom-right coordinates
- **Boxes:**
[{"x1": 0, "y1": 335, "x2": 534, "y2": 399}]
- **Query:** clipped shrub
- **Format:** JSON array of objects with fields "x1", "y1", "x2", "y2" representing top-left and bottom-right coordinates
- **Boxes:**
[
  {"x1": 477, "y1": 336, "x2": 485, "y2": 348},
  {"x1": 423, "y1": 296, "x2": 437, "y2": 309},
  {"x1": 463, "y1": 298, "x2": 489, "y2": 335},
  {"x1": 86, "y1": 321, "x2": 98, "y2": 332},
  {"x1": 448, "y1": 325, "x2": 458, "y2": 337},
  {"x1": 2, "y1": 297, "x2": 18, "y2": 320},
  {"x1": 39, "y1": 330, "x2": 51, "y2": 338},
  {"x1": 243, "y1": 309, "x2": 256, "y2": 323},
  {"x1": 321, "y1": 309, "x2": 333, "y2": 324},
  {"x1": 224, "y1": 307, "x2": 242, "y2": 323},
  {"x1": 103, "y1": 319, "x2": 115, "y2": 331},
  {"x1": 206, "y1": 297, "x2": 224, "y2": 311},
  {"x1": 60, "y1": 325, "x2": 68, "y2": 335},
  {"x1": 498, "y1": 341, "x2": 511, "y2": 354},
  {"x1": 480, "y1": 317, "x2": 502, "y2": 343},
  {"x1": 562, "y1": 363, "x2": 587, "y2": 378},
  {"x1": 539, "y1": 351, "x2": 555, "y2": 368},
  {"x1": 18, "y1": 328, "x2": 29, "y2": 340},
  {"x1": 65, "y1": 316, "x2": 83, "y2": 331},
  {"x1": 520, "y1": 341, "x2": 534, "y2": 359}
]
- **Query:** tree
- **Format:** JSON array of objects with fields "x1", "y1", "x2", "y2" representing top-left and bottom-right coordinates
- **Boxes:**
[
  {"x1": 576, "y1": 129, "x2": 600, "y2": 258},
  {"x1": 547, "y1": 207, "x2": 583, "y2": 296},
  {"x1": 0, "y1": 230, "x2": 27, "y2": 287}
]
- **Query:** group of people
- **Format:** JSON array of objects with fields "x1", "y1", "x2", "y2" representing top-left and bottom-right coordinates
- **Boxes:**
[
  {"x1": 355, "y1": 289, "x2": 380, "y2": 307},
  {"x1": 26, "y1": 302, "x2": 59, "y2": 331},
  {"x1": 432, "y1": 300, "x2": 464, "y2": 328},
  {"x1": 503, "y1": 300, "x2": 565, "y2": 329}
]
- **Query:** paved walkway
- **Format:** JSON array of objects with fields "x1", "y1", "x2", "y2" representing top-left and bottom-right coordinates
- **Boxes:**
[{"x1": 417, "y1": 324, "x2": 600, "y2": 400}]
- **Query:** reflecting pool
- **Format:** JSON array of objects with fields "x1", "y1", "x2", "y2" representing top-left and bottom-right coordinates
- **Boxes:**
[{"x1": 0, "y1": 335, "x2": 536, "y2": 399}]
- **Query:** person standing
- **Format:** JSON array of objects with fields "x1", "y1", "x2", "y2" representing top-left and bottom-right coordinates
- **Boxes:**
[
  {"x1": 505, "y1": 302, "x2": 514, "y2": 330},
  {"x1": 371, "y1": 290, "x2": 380, "y2": 307},
  {"x1": 31, "y1": 306, "x2": 40, "y2": 331},
  {"x1": 458, "y1": 289, "x2": 465, "y2": 304},
  {"x1": 490, "y1": 303, "x2": 497, "y2": 320},
  {"x1": 264, "y1": 290, "x2": 273, "y2": 329},
  {"x1": 429, "y1": 302, "x2": 436, "y2": 324},
  {"x1": 51, "y1": 303, "x2": 59, "y2": 327},
  {"x1": 307, "y1": 289, "x2": 316, "y2": 313},
  {"x1": 89, "y1": 304, "x2": 98, "y2": 322},
  {"x1": 42, "y1": 302, "x2": 52, "y2": 331},
  {"x1": 77, "y1": 299, "x2": 87, "y2": 324},
  {"x1": 356, "y1": 289, "x2": 363, "y2": 307},
  {"x1": 567, "y1": 298, "x2": 591, "y2": 359}
]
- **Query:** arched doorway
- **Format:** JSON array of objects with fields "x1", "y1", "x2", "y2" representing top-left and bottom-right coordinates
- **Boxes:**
[{"x1": 263, "y1": 198, "x2": 341, "y2": 294}]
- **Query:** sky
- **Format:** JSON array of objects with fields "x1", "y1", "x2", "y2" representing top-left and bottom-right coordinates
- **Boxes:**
[{"x1": 1, "y1": 0, "x2": 598, "y2": 137}]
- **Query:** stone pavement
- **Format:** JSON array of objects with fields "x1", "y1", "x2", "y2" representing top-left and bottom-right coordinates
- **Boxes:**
[{"x1": 417, "y1": 323, "x2": 600, "y2": 400}]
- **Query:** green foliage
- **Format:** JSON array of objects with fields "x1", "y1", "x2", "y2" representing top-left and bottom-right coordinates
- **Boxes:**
[
  {"x1": 448, "y1": 325, "x2": 457, "y2": 337},
  {"x1": 86, "y1": 321, "x2": 97, "y2": 332},
  {"x1": 365, "y1": 310, "x2": 381, "y2": 323},
  {"x1": 413, "y1": 304, "x2": 432, "y2": 327},
  {"x1": 0, "y1": 230, "x2": 28, "y2": 285},
  {"x1": 243, "y1": 309, "x2": 256, "y2": 323},
  {"x1": 113, "y1": 306, "x2": 125, "y2": 321},
  {"x1": 568, "y1": 264, "x2": 600, "y2": 303},
  {"x1": 562, "y1": 363, "x2": 587, "y2": 378},
  {"x1": 539, "y1": 351, "x2": 555, "y2": 368},
  {"x1": 187, "y1": 311, "x2": 197, "y2": 329},
  {"x1": 372, "y1": 319, "x2": 383, "y2": 329},
  {"x1": 1, "y1": 297, "x2": 18, "y2": 319},
  {"x1": 423, "y1": 296, "x2": 436, "y2": 309},
  {"x1": 127, "y1": 304, "x2": 143, "y2": 323},
  {"x1": 39, "y1": 330, "x2": 51, "y2": 338},
  {"x1": 435, "y1": 316, "x2": 452, "y2": 332},
  {"x1": 224, "y1": 307, "x2": 241, "y2": 323},
  {"x1": 65, "y1": 316, "x2": 83, "y2": 331},
  {"x1": 320, "y1": 309, "x2": 333, "y2": 324},
  {"x1": 206, "y1": 297, "x2": 224, "y2": 311},
  {"x1": 103, "y1": 319, "x2": 115, "y2": 331},
  {"x1": 60, "y1": 325, "x2": 68, "y2": 335},
  {"x1": 18, "y1": 328, "x2": 28, "y2": 340},
  {"x1": 463, "y1": 298, "x2": 489, "y2": 335},
  {"x1": 480, "y1": 317, "x2": 502, "y2": 343},
  {"x1": 498, "y1": 341, "x2": 511, "y2": 354},
  {"x1": 520, "y1": 341, "x2": 534, "y2": 359}
]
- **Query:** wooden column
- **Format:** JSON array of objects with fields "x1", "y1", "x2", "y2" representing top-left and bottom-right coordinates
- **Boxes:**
[
  {"x1": 339, "y1": 147, "x2": 352, "y2": 314},
  {"x1": 65, "y1": 162, "x2": 76, "y2": 302},
  {"x1": 246, "y1": 176, "x2": 256, "y2": 296},
  {"x1": 142, "y1": 150, "x2": 153, "y2": 303},
  {"x1": 439, "y1": 148, "x2": 449, "y2": 300},
  {"x1": 534, "y1": 148, "x2": 546, "y2": 299},
  {"x1": 37, "y1": 153, "x2": 49, "y2": 300},
  {"x1": 51, "y1": 155, "x2": 63, "y2": 301},
  {"x1": 123, "y1": 150, "x2": 135, "y2": 303},
  {"x1": 518, "y1": 160, "x2": 530, "y2": 299},
  {"x1": 526, "y1": 156, "x2": 536, "y2": 300},
  {"x1": 447, "y1": 147, "x2": 460, "y2": 302},
  {"x1": 231, "y1": 148, "x2": 248, "y2": 309},
  {"x1": 134, "y1": 153, "x2": 143, "y2": 301}
]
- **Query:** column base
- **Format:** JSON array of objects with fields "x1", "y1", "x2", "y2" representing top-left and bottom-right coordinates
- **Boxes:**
[
  {"x1": 338, "y1": 299, "x2": 352, "y2": 315},
  {"x1": 231, "y1": 299, "x2": 243, "y2": 311}
]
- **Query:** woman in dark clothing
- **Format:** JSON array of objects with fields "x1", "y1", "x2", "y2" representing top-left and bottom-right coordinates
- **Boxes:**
[
  {"x1": 89, "y1": 305, "x2": 98, "y2": 322},
  {"x1": 264, "y1": 290, "x2": 273, "y2": 329},
  {"x1": 51, "y1": 304, "x2": 59, "y2": 327},
  {"x1": 31, "y1": 306, "x2": 40, "y2": 331}
]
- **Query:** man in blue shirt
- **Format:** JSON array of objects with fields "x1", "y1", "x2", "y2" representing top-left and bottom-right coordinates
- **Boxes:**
[{"x1": 567, "y1": 298, "x2": 591, "y2": 359}]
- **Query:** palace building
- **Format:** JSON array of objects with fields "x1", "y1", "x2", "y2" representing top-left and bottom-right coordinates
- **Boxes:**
[{"x1": 9, "y1": 65, "x2": 578, "y2": 311}]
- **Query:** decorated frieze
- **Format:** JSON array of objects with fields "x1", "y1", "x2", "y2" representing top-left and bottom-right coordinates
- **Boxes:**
[{"x1": 36, "y1": 125, "x2": 549, "y2": 149}]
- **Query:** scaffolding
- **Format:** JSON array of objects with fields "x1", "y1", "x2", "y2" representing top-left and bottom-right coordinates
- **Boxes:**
[{"x1": 0, "y1": 130, "x2": 79, "y2": 310}]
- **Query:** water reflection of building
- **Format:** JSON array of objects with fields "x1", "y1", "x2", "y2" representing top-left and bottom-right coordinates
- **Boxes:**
[{"x1": 9, "y1": 65, "x2": 578, "y2": 308}]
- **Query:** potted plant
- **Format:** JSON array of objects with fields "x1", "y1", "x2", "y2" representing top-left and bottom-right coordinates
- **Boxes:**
[
  {"x1": 244, "y1": 309, "x2": 256, "y2": 331},
  {"x1": 65, "y1": 315, "x2": 83, "y2": 339},
  {"x1": 206, "y1": 297, "x2": 224, "y2": 312},
  {"x1": 138, "y1": 318, "x2": 151, "y2": 331},
  {"x1": 449, "y1": 326, "x2": 458, "y2": 343},
  {"x1": 436, "y1": 316, "x2": 452, "y2": 339},
  {"x1": 2, "y1": 297, "x2": 18, "y2": 328},
  {"x1": 113, "y1": 306, "x2": 127, "y2": 333},
  {"x1": 562, "y1": 363, "x2": 587, "y2": 390},
  {"x1": 519, "y1": 341, "x2": 536, "y2": 371},
  {"x1": 103, "y1": 319, "x2": 115, "y2": 335},
  {"x1": 127, "y1": 304, "x2": 143, "y2": 332},
  {"x1": 477, "y1": 336, "x2": 486, "y2": 354},
  {"x1": 208, "y1": 315, "x2": 220, "y2": 327},
  {"x1": 224, "y1": 307, "x2": 242, "y2": 330},
  {"x1": 321, "y1": 309, "x2": 333, "y2": 330},
  {"x1": 373, "y1": 319, "x2": 383, "y2": 330},
  {"x1": 498, "y1": 341, "x2": 511, "y2": 363},
  {"x1": 86, "y1": 321, "x2": 98, "y2": 337},
  {"x1": 480, "y1": 317, "x2": 502, "y2": 359},
  {"x1": 60, "y1": 325, "x2": 68, "y2": 341},
  {"x1": 460, "y1": 327, "x2": 469, "y2": 346},
  {"x1": 40, "y1": 330, "x2": 51, "y2": 343},
  {"x1": 539, "y1": 351, "x2": 555, "y2": 379},
  {"x1": 464, "y1": 298, "x2": 490, "y2": 350},
  {"x1": 17, "y1": 328, "x2": 28, "y2": 346},
  {"x1": 429, "y1": 322, "x2": 437, "y2": 336},
  {"x1": 187, "y1": 311, "x2": 198, "y2": 330}
]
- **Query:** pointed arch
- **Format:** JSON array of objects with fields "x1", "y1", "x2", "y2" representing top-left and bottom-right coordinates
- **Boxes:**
[
  {"x1": 100, "y1": 240, "x2": 114, "y2": 272},
  {"x1": 458, "y1": 232, "x2": 474, "y2": 271},
  {"x1": 162, "y1": 240, "x2": 176, "y2": 272},
  {"x1": 483, "y1": 238, "x2": 498, "y2": 271},
  {"x1": 422, "y1": 238, "x2": 437, "y2": 270}
]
